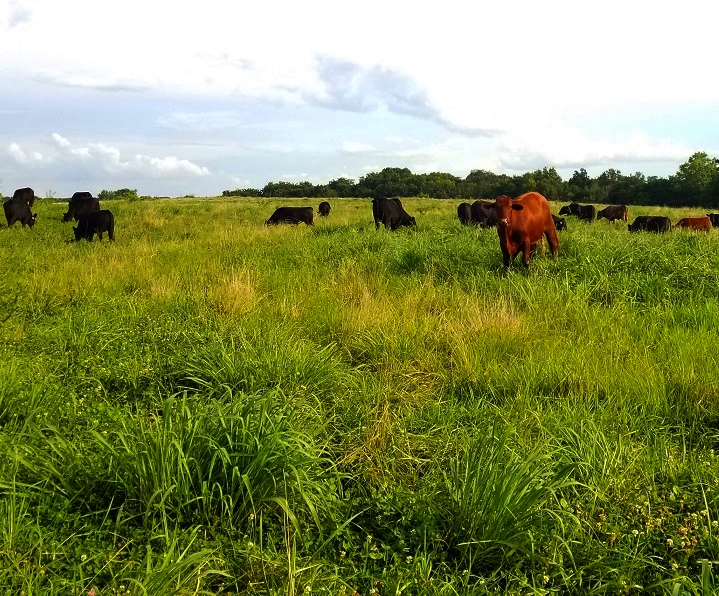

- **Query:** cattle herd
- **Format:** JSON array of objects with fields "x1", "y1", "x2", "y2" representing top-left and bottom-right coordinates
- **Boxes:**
[
  {"x1": 2, "y1": 188, "x2": 115, "y2": 242},
  {"x1": 3, "y1": 188, "x2": 718, "y2": 268}
]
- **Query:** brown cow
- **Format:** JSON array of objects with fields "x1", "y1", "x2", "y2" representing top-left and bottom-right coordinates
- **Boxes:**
[
  {"x1": 675, "y1": 217, "x2": 711, "y2": 233},
  {"x1": 597, "y1": 204, "x2": 628, "y2": 222},
  {"x1": 487, "y1": 192, "x2": 559, "y2": 268}
]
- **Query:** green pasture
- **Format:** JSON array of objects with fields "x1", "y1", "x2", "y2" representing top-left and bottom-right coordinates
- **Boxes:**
[{"x1": 1, "y1": 197, "x2": 718, "y2": 594}]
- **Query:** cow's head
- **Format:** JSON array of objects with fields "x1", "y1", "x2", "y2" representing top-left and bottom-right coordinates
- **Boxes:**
[
  {"x1": 492, "y1": 195, "x2": 523, "y2": 228},
  {"x1": 62, "y1": 211, "x2": 72, "y2": 222},
  {"x1": 29, "y1": 214, "x2": 37, "y2": 228}
]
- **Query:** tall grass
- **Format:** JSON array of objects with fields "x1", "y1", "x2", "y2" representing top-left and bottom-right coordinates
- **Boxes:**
[{"x1": 1, "y1": 196, "x2": 718, "y2": 592}]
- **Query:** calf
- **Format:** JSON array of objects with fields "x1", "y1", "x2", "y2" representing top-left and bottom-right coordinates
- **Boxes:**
[
  {"x1": 265, "y1": 206, "x2": 314, "y2": 226},
  {"x1": 372, "y1": 197, "x2": 416, "y2": 230},
  {"x1": 317, "y1": 201, "x2": 331, "y2": 217},
  {"x1": 457, "y1": 202, "x2": 472, "y2": 225},
  {"x1": 73, "y1": 209, "x2": 115, "y2": 241},
  {"x1": 552, "y1": 214, "x2": 567, "y2": 231},
  {"x1": 675, "y1": 217, "x2": 711, "y2": 233},
  {"x1": 12, "y1": 187, "x2": 37, "y2": 208},
  {"x1": 487, "y1": 192, "x2": 558, "y2": 268},
  {"x1": 628, "y1": 216, "x2": 671, "y2": 233},
  {"x1": 597, "y1": 204, "x2": 628, "y2": 222},
  {"x1": 470, "y1": 200, "x2": 497, "y2": 228},
  {"x1": 3, "y1": 198, "x2": 37, "y2": 228}
]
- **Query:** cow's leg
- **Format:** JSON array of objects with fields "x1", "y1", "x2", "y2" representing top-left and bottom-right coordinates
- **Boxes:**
[
  {"x1": 501, "y1": 244, "x2": 511, "y2": 268},
  {"x1": 521, "y1": 242, "x2": 531, "y2": 267},
  {"x1": 545, "y1": 228, "x2": 559, "y2": 258}
]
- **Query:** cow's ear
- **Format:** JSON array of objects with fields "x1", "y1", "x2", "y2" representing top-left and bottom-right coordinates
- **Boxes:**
[{"x1": 511, "y1": 204, "x2": 524, "y2": 211}]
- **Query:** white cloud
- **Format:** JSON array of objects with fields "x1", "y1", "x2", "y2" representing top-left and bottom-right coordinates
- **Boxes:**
[
  {"x1": 10, "y1": 134, "x2": 211, "y2": 178},
  {"x1": 497, "y1": 128, "x2": 690, "y2": 171},
  {"x1": 341, "y1": 141, "x2": 375, "y2": 153}
]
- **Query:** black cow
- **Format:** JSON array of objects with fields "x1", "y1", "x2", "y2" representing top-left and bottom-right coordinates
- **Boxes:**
[
  {"x1": 706, "y1": 214, "x2": 719, "y2": 228},
  {"x1": 470, "y1": 200, "x2": 497, "y2": 228},
  {"x1": 4, "y1": 198, "x2": 37, "y2": 228},
  {"x1": 73, "y1": 210, "x2": 115, "y2": 241},
  {"x1": 265, "y1": 206, "x2": 314, "y2": 226},
  {"x1": 317, "y1": 201, "x2": 331, "y2": 217},
  {"x1": 63, "y1": 194, "x2": 100, "y2": 222},
  {"x1": 597, "y1": 204, "x2": 628, "y2": 222},
  {"x1": 457, "y1": 202, "x2": 472, "y2": 225},
  {"x1": 12, "y1": 187, "x2": 36, "y2": 208},
  {"x1": 552, "y1": 214, "x2": 567, "y2": 231},
  {"x1": 628, "y1": 216, "x2": 671, "y2": 233},
  {"x1": 372, "y1": 197, "x2": 416, "y2": 230},
  {"x1": 559, "y1": 202, "x2": 596, "y2": 222}
]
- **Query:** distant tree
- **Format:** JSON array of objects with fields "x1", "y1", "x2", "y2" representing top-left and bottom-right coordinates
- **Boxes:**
[
  {"x1": 222, "y1": 188, "x2": 261, "y2": 197},
  {"x1": 327, "y1": 177, "x2": 357, "y2": 197},
  {"x1": 356, "y1": 167, "x2": 420, "y2": 198},
  {"x1": 262, "y1": 181, "x2": 316, "y2": 198},
  {"x1": 670, "y1": 152, "x2": 719, "y2": 207},
  {"x1": 417, "y1": 172, "x2": 460, "y2": 199},
  {"x1": 99, "y1": 188, "x2": 140, "y2": 201},
  {"x1": 515, "y1": 167, "x2": 567, "y2": 201}
]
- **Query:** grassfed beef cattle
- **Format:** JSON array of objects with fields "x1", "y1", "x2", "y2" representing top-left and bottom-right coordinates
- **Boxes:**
[
  {"x1": 265, "y1": 206, "x2": 314, "y2": 226},
  {"x1": 597, "y1": 204, "x2": 628, "y2": 222},
  {"x1": 470, "y1": 200, "x2": 497, "y2": 228},
  {"x1": 73, "y1": 210, "x2": 115, "y2": 241},
  {"x1": 372, "y1": 197, "x2": 416, "y2": 231},
  {"x1": 552, "y1": 214, "x2": 567, "y2": 231},
  {"x1": 628, "y1": 216, "x2": 671, "y2": 233},
  {"x1": 487, "y1": 192, "x2": 558, "y2": 268},
  {"x1": 457, "y1": 202, "x2": 472, "y2": 225},
  {"x1": 706, "y1": 214, "x2": 719, "y2": 227},
  {"x1": 675, "y1": 217, "x2": 711, "y2": 233},
  {"x1": 63, "y1": 194, "x2": 101, "y2": 222},
  {"x1": 317, "y1": 201, "x2": 331, "y2": 217},
  {"x1": 559, "y1": 202, "x2": 596, "y2": 222},
  {"x1": 4, "y1": 198, "x2": 37, "y2": 228},
  {"x1": 12, "y1": 187, "x2": 36, "y2": 208}
]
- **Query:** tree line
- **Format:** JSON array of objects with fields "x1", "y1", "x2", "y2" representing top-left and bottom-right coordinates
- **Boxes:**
[{"x1": 222, "y1": 152, "x2": 719, "y2": 208}]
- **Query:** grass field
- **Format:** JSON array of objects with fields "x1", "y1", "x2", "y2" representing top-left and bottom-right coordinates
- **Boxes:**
[{"x1": 1, "y1": 196, "x2": 718, "y2": 595}]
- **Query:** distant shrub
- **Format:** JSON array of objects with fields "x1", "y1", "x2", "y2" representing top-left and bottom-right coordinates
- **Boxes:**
[{"x1": 222, "y1": 188, "x2": 262, "y2": 197}]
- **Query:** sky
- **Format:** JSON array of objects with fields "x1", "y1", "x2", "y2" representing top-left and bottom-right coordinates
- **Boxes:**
[{"x1": 1, "y1": 0, "x2": 718, "y2": 198}]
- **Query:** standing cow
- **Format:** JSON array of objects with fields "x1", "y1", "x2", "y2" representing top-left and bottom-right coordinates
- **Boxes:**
[
  {"x1": 470, "y1": 201, "x2": 497, "y2": 228},
  {"x1": 4, "y1": 198, "x2": 37, "y2": 228},
  {"x1": 628, "y1": 216, "x2": 671, "y2": 233},
  {"x1": 597, "y1": 205, "x2": 628, "y2": 222},
  {"x1": 372, "y1": 197, "x2": 416, "y2": 230},
  {"x1": 63, "y1": 192, "x2": 101, "y2": 222},
  {"x1": 706, "y1": 214, "x2": 719, "y2": 228},
  {"x1": 73, "y1": 210, "x2": 115, "y2": 241},
  {"x1": 675, "y1": 217, "x2": 711, "y2": 233},
  {"x1": 12, "y1": 187, "x2": 37, "y2": 208},
  {"x1": 457, "y1": 202, "x2": 472, "y2": 225},
  {"x1": 559, "y1": 202, "x2": 596, "y2": 222},
  {"x1": 317, "y1": 201, "x2": 331, "y2": 217},
  {"x1": 265, "y1": 206, "x2": 314, "y2": 225},
  {"x1": 487, "y1": 192, "x2": 558, "y2": 268}
]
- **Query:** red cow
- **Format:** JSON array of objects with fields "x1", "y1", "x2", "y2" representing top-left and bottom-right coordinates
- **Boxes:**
[
  {"x1": 489, "y1": 192, "x2": 559, "y2": 268},
  {"x1": 675, "y1": 217, "x2": 711, "y2": 233}
]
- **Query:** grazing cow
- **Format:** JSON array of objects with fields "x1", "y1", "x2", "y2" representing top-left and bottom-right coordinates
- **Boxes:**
[
  {"x1": 63, "y1": 193, "x2": 101, "y2": 222},
  {"x1": 73, "y1": 210, "x2": 115, "y2": 241},
  {"x1": 457, "y1": 202, "x2": 472, "y2": 226},
  {"x1": 597, "y1": 204, "x2": 629, "y2": 222},
  {"x1": 12, "y1": 187, "x2": 36, "y2": 208},
  {"x1": 552, "y1": 214, "x2": 567, "y2": 231},
  {"x1": 706, "y1": 214, "x2": 719, "y2": 228},
  {"x1": 470, "y1": 200, "x2": 497, "y2": 228},
  {"x1": 675, "y1": 217, "x2": 711, "y2": 233},
  {"x1": 265, "y1": 206, "x2": 314, "y2": 226},
  {"x1": 3, "y1": 198, "x2": 37, "y2": 228},
  {"x1": 317, "y1": 201, "x2": 331, "y2": 217},
  {"x1": 628, "y1": 216, "x2": 672, "y2": 233},
  {"x1": 372, "y1": 197, "x2": 416, "y2": 230},
  {"x1": 486, "y1": 192, "x2": 558, "y2": 268},
  {"x1": 559, "y1": 202, "x2": 596, "y2": 222}
]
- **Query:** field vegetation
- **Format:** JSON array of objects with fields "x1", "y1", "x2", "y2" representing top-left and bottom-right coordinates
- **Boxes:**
[{"x1": 1, "y1": 196, "x2": 718, "y2": 594}]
